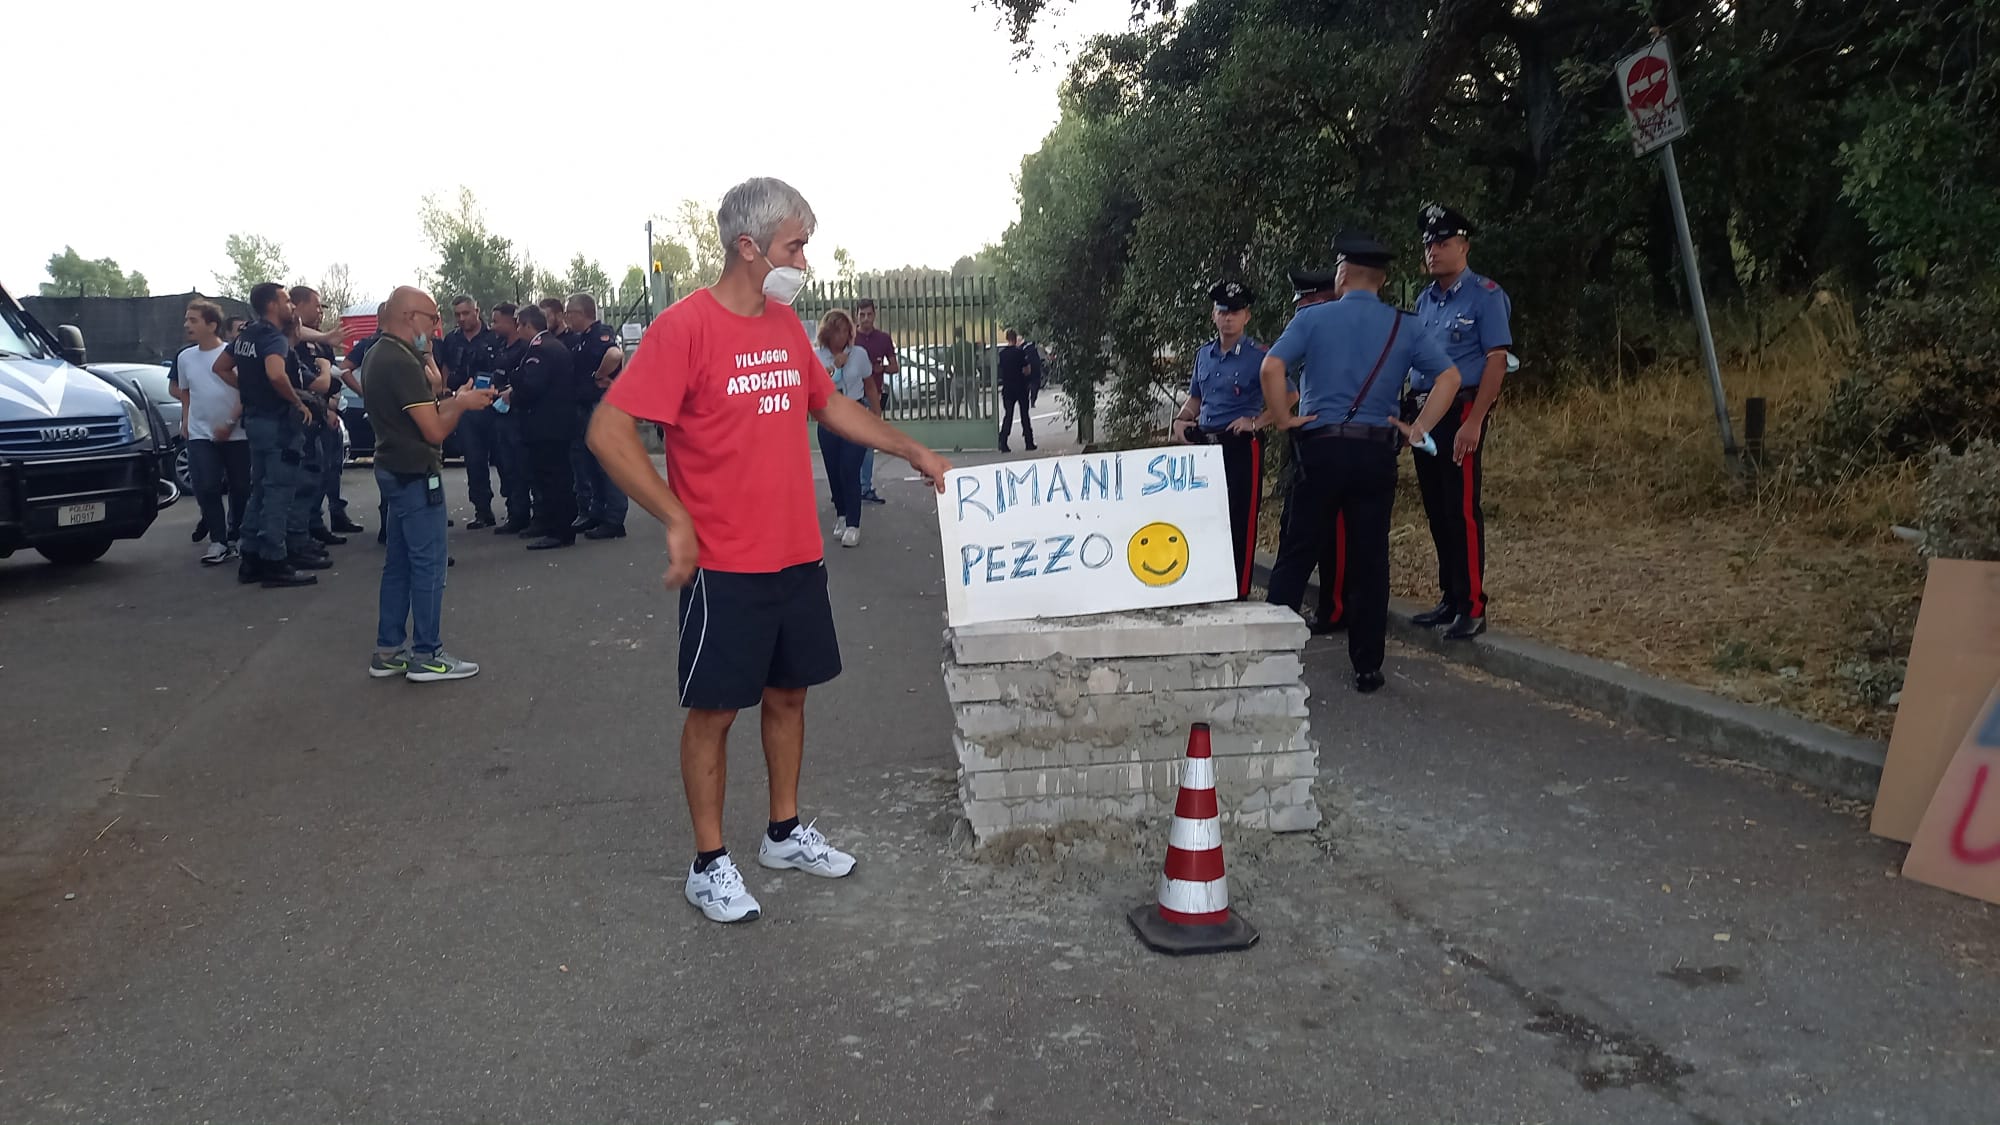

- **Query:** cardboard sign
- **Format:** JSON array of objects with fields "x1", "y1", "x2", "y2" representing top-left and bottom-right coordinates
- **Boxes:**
[
  {"x1": 1617, "y1": 39, "x2": 1688, "y2": 156},
  {"x1": 1902, "y1": 685, "x2": 2000, "y2": 903},
  {"x1": 935, "y1": 446, "x2": 1235, "y2": 627},
  {"x1": 1870, "y1": 560, "x2": 2000, "y2": 842}
]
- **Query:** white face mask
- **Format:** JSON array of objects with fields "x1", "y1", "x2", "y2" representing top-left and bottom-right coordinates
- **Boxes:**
[{"x1": 761, "y1": 257, "x2": 806, "y2": 306}]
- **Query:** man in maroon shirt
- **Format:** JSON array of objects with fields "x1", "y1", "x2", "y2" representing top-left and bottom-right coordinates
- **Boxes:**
[{"x1": 853, "y1": 297, "x2": 897, "y2": 504}]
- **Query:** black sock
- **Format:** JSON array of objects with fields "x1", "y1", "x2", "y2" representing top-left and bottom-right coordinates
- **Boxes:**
[
  {"x1": 694, "y1": 847, "x2": 727, "y2": 873},
  {"x1": 767, "y1": 816, "x2": 800, "y2": 843}
]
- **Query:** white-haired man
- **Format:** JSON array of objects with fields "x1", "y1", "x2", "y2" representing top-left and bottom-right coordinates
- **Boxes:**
[{"x1": 589, "y1": 177, "x2": 952, "y2": 924}]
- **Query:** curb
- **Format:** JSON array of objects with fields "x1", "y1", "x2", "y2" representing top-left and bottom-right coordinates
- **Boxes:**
[{"x1": 1253, "y1": 554, "x2": 1886, "y2": 801}]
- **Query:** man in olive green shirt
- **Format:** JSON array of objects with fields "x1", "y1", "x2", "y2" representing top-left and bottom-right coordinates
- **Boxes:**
[{"x1": 363, "y1": 286, "x2": 497, "y2": 682}]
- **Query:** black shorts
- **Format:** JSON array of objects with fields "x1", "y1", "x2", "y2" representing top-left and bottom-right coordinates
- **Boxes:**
[{"x1": 676, "y1": 561, "x2": 842, "y2": 710}]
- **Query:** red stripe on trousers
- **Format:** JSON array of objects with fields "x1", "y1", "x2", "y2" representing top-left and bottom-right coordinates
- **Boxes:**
[
  {"x1": 1175, "y1": 786, "x2": 1220, "y2": 820},
  {"x1": 1240, "y1": 435, "x2": 1261, "y2": 599},
  {"x1": 1459, "y1": 402, "x2": 1484, "y2": 615},
  {"x1": 1164, "y1": 845, "x2": 1227, "y2": 882},
  {"x1": 1159, "y1": 905, "x2": 1232, "y2": 925}
]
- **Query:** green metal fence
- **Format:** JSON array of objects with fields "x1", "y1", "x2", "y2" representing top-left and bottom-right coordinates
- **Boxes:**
[{"x1": 791, "y1": 276, "x2": 1002, "y2": 448}]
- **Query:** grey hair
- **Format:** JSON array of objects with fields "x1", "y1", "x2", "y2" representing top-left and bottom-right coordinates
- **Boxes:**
[
  {"x1": 565, "y1": 292, "x2": 597, "y2": 318},
  {"x1": 716, "y1": 177, "x2": 818, "y2": 257}
]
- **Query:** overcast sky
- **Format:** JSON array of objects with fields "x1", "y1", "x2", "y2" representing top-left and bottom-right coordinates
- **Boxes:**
[{"x1": 4, "y1": 0, "x2": 1137, "y2": 307}]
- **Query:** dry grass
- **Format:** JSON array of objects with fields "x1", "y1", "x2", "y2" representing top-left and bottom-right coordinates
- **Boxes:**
[{"x1": 1262, "y1": 297, "x2": 1924, "y2": 738}]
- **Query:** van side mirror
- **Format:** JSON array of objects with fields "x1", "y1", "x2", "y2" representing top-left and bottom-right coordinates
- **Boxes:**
[{"x1": 55, "y1": 324, "x2": 87, "y2": 367}]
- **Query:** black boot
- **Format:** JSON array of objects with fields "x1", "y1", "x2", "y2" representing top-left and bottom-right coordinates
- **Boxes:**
[
  {"x1": 1354, "y1": 670, "x2": 1386, "y2": 694},
  {"x1": 1442, "y1": 614, "x2": 1487, "y2": 641},
  {"x1": 571, "y1": 515, "x2": 600, "y2": 534},
  {"x1": 310, "y1": 527, "x2": 347, "y2": 546},
  {"x1": 261, "y1": 562, "x2": 318, "y2": 588},
  {"x1": 1411, "y1": 599, "x2": 1456, "y2": 628},
  {"x1": 583, "y1": 523, "x2": 626, "y2": 540},
  {"x1": 495, "y1": 518, "x2": 530, "y2": 535},
  {"x1": 331, "y1": 514, "x2": 365, "y2": 534},
  {"x1": 467, "y1": 510, "x2": 497, "y2": 531},
  {"x1": 288, "y1": 552, "x2": 334, "y2": 571},
  {"x1": 237, "y1": 555, "x2": 264, "y2": 585}
]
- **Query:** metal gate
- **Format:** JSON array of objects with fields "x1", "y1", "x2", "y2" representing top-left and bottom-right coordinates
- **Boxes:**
[{"x1": 792, "y1": 276, "x2": 1001, "y2": 451}]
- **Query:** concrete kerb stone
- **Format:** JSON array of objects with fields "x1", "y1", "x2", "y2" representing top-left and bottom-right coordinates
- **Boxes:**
[
  {"x1": 1251, "y1": 553, "x2": 1886, "y2": 801},
  {"x1": 949, "y1": 603, "x2": 1309, "y2": 665},
  {"x1": 942, "y1": 602, "x2": 1322, "y2": 844},
  {"x1": 943, "y1": 651, "x2": 1306, "y2": 704}
]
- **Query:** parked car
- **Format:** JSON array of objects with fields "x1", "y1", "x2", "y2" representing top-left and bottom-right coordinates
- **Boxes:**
[
  {"x1": 0, "y1": 281, "x2": 177, "y2": 565},
  {"x1": 90, "y1": 361, "x2": 190, "y2": 494}
]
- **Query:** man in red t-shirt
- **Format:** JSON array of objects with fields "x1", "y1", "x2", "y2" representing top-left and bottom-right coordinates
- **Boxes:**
[{"x1": 589, "y1": 177, "x2": 952, "y2": 925}]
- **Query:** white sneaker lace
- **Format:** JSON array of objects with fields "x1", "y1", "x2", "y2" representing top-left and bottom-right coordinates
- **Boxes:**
[
  {"x1": 793, "y1": 820, "x2": 831, "y2": 861},
  {"x1": 708, "y1": 859, "x2": 746, "y2": 897}
]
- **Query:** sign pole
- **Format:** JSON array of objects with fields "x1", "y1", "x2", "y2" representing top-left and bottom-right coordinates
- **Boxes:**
[{"x1": 1656, "y1": 141, "x2": 1737, "y2": 457}]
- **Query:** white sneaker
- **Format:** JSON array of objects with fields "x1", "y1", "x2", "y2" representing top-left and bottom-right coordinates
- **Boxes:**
[
  {"x1": 200, "y1": 541, "x2": 229, "y2": 566},
  {"x1": 840, "y1": 526, "x2": 860, "y2": 548},
  {"x1": 685, "y1": 854, "x2": 761, "y2": 923},
  {"x1": 758, "y1": 819, "x2": 857, "y2": 878},
  {"x1": 832, "y1": 516, "x2": 847, "y2": 536}
]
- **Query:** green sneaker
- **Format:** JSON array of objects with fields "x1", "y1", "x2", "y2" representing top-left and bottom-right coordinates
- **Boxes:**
[
  {"x1": 369, "y1": 650, "x2": 412, "y2": 679},
  {"x1": 406, "y1": 651, "x2": 480, "y2": 683}
]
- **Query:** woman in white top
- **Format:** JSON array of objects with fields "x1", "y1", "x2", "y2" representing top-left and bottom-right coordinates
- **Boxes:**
[
  {"x1": 174, "y1": 299, "x2": 251, "y2": 565},
  {"x1": 814, "y1": 309, "x2": 878, "y2": 547}
]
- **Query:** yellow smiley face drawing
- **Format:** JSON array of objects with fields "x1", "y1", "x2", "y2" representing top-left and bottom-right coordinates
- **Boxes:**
[{"x1": 1127, "y1": 522, "x2": 1190, "y2": 587}]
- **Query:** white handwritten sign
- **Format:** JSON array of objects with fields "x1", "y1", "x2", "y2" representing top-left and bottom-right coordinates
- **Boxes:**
[{"x1": 935, "y1": 446, "x2": 1236, "y2": 627}]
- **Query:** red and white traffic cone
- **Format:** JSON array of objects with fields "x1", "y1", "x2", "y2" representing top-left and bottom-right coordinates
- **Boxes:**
[{"x1": 1128, "y1": 722, "x2": 1259, "y2": 955}]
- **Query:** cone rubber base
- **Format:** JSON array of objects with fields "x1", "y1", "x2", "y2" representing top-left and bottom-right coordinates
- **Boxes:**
[{"x1": 1127, "y1": 904, "x2": 1259, "y2": 955}]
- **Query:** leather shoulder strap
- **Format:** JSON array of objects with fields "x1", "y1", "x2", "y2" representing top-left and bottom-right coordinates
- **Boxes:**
[{"x1": 1341, "y1": 309, "x2": 1403, "y2": 424}]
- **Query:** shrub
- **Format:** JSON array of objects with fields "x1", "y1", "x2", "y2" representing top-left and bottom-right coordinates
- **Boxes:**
[
  {"x1": 1807, "y1": 283, "x2": 2000, "y2": 479},
  {"x1": 1920, "y1": 439, "x2": 2000, "y2": 561}
]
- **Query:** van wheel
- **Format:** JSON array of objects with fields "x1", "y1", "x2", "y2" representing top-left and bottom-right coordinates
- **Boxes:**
[{"x1": 36, "y1": 538, "x2": 113, "y2": 565}]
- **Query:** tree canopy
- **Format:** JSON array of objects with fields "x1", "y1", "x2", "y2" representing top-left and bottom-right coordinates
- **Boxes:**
[
  {"x1": 40, "y1": 247, "x2": 148, "y2": 298},
  {"x1": 214, "y1": 234, "x2": 288, "y2": 301},
  {"x1": 991, "y1": 0, "x2": 2000, "y2": 436}
]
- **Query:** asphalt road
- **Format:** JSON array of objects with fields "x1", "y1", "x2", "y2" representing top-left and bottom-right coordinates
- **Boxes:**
[{"x1": 3, "y1": 452, "x2": 1998, "y2": 1124}]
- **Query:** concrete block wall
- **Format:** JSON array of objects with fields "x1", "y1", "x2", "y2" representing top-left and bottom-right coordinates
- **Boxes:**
[{"x1": 943, "y1": 604, "x2": 1320, "y2": 843}]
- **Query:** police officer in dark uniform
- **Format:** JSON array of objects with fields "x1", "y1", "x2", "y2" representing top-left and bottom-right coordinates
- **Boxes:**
[
  {"x1": 563, "y1": 293, "x2": 628, "y2": 539},
  {"x1": 435, "y1": 296, "x2": 511, "y2": 530},
  {"x1": 287, "y1": 308, "x2": 341, "y2": 556},
  {"x1": 489, "y1": 302, "x2": 535, "y2": 535},
  {"x1": 1408, "y1": 204, "x2": 1512, "y2": 640},
  {"x1": 508, "y1": 304, "x2": 579, "y2": 550},
  {"x1": 1281, "y1": 267, "x2": 1347, "y2": 634},
  {"x1": 1262, "y1": 232, "x2": 1461, "y2": 693},
  {"x1": 1169, "y1": 280, "x2": 1269, "y2": 600}
]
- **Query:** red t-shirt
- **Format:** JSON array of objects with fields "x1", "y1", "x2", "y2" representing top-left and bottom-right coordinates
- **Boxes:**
[{"x1": 605, "y1": 289, "x2": 833, "y2": 573}]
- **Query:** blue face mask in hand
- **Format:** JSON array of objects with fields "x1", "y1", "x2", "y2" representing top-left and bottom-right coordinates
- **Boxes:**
[
  {"x1": 492, "y1": 396, "x2": 510, "y2": 414},
  {"x1": 412, "y1": 332, "x2": 430, "y2": 352}
]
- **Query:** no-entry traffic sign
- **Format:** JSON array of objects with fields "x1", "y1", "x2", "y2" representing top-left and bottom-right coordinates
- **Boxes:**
[{"x1": 1618, "y1": 39, "x2": 1686, "y2": 156}]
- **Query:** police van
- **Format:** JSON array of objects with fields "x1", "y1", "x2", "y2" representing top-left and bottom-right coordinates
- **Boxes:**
[{"x1": 0, "y1": 280, "x2": 176, "y2": 565}]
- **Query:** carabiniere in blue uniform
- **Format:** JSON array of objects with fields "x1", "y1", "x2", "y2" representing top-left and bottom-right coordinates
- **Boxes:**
[
  {"x1": 1172, "y1": 280, "x2": 1268, "y2": 600},
  {"x1": 1405, "y1": 202, "x2": 1512, "y2": 641},
  {"x1": 1263, "y1": 230, "x2": 1463, "y2": 695}
]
